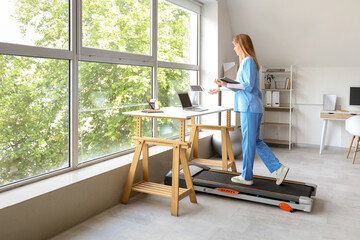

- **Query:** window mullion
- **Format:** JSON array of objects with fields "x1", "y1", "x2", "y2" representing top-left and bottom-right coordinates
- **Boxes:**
[
  {"x1": 69, "y1": 0, "x2": 80, "y2": 169},
  {"x1": 80, "y1": 47, "x2": 156, "y2": 67},
  {"x1": 152, "y1": 0, "x2": 159, "y2": 138},
  {"x1": 0, "y1": 42, "x2": 73, "y2": 60},
  {"x1": 158, "y1": 61, "x2": 199, "y2": 71}
]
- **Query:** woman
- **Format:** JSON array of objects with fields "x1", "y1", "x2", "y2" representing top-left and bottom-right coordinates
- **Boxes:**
[{"x1": 209, "y1": 34, "x2": 289, "y2": 185}]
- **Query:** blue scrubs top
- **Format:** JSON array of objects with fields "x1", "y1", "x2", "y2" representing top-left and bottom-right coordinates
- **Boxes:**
[{"x1": 234, "y1": 57, "x2": 263, "y2": 113}]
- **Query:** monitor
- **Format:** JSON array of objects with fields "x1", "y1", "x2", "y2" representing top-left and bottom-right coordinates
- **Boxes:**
[
  {"x1": 349, "y1": 87, "x2": 360, "y2": 112},
  {"x1": 190, "y1": 85, "x2": 204, "y2": 92},
  {"x1": 178, "y1": 92, "x2": 193, "y2": 108}
]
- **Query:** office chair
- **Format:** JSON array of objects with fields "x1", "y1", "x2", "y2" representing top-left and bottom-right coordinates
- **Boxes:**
[{"x1": 345, "y1": 116, "x2": 360, "y2": 164}]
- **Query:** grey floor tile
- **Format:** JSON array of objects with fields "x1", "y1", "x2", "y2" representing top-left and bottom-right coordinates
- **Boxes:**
[{"x1": 51, "y1": 147, "x2": 360, "y2": 240}]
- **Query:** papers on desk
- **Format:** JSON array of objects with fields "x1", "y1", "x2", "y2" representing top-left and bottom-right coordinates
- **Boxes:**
[
  {"x1": 323, "y1": 94, "x2": 337, "y2": 111},
  {"x1": 141, "y1": 109, "x2": 163, "y2": 113}
]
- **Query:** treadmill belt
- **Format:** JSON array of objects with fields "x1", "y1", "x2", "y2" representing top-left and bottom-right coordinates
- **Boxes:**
[{"x1": 193, "y1": 170, "x2": 314, "y2": 203}]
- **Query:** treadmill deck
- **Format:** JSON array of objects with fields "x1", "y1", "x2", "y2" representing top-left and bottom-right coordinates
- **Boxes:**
[{"x1": 164, "y1": 164, "x2": 317, "y2": 212}]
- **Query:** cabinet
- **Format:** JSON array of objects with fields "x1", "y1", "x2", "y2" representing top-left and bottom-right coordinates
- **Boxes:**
[{"x1": 260, "y1": 65, "x2": 294, "y2": 150}]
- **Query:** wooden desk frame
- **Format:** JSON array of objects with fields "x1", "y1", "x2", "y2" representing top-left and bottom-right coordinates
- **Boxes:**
[
  {"x1": 121, "y1": 117, "x2": 197, "y2": 216},
  {"x1": 121, "y1": 107, "x2": 234, "y2": 216},
  {"x1": 186, "y1": 110, "x2": 237, "y2": 171}
]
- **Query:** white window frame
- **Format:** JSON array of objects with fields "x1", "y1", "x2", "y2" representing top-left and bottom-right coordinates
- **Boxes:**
[{"x1": 0, "y1": 0, "x2": 201, "y2": 191}]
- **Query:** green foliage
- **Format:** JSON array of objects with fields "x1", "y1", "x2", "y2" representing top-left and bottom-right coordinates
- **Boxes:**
[
  {"x1": 0, "y1": 55, "x2": 69, "y2": 184},
  {"x1": 158, "y1": 0, "x2": 192, "y2": 63},
  {"x1": 78, "y1": 62, "x2": 152, "y2": 162},
  {"x1": 0, "y1": 0, "x2": 196, "y2": 185},
  {"x1": 82, "y1": 0, "x2": 151, "y2": 54},
  {"x1": 14, "y1": 0, "x2": 69, "y2": 49}
]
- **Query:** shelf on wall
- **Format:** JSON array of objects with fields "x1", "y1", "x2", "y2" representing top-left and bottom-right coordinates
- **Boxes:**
[
  {"x1": 264, "y1": 107, "x2": 293, "y2": 112},
  {"x1": 262, "y1": 71, "x2": 291, "y2": 74},
  {"x1": 263, "y1": 139, "x2": 291, "y2": 145},
  {"x1": 262, "y1": 122, "x2": 290, "y2": 127},
  {"x1": 262, "y1": 89, "x2": 292, "y2": 92},
  {"x1": 261, "y1": 65, "x2": 294, "y2": 150}
]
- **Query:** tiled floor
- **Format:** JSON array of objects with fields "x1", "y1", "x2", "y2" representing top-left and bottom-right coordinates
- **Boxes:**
[{"x1": 52, "y1": 147, "x2": 360, "y2": 240}]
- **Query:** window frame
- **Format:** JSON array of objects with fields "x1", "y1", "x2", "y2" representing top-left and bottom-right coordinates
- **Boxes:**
[{"x1": 0, "y1": 0, "x2": 201, "y2": 191}]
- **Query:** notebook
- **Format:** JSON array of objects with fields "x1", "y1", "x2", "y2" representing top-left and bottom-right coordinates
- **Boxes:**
[{"x1": 177, "y1": 92, "x2": 208, "y2": 112}]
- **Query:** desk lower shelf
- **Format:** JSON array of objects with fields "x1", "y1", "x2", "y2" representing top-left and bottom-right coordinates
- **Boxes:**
[
  {"x1": 132, "y1": 181, "x2": 192, "y2": 200},
  {"x1": 190, "y1": 158, "x2": 233, "y2": 169}
]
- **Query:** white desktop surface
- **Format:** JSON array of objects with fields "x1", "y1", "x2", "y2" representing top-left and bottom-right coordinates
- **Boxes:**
[
  {"x1": 123, "y1": 106, "x2": 233, "y2": 119},
  {"x1": 320, "y1": 110, "x2": 360, "y2": 154}
]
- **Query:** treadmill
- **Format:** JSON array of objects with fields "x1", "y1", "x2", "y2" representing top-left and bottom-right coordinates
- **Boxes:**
[{"x1": 164, "y1": 164, "x2": 317, "y2": 212}]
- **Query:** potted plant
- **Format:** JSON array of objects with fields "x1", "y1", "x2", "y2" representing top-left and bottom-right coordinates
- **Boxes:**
[{"x1": 264, "y1": 74, "x2": 274, "y2": 89}]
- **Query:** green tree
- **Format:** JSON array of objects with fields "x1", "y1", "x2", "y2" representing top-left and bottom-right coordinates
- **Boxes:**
[{"x1": 0, "y1": 0, "x2": 195, "y2": 185}]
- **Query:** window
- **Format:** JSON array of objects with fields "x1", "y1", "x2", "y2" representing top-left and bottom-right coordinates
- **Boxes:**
[
  {"x1": 0, "y1": 55, "x2": 69, "y2": 186},
  {"x1": 82, "y1": 0, "x2": 151, "y2": 55},
  {"x1": 157, "y1": 68, "x2": 197, "y2": 138},
  {"x1": 78, "y1": 62, "x2": 152, "y2": 162},
  {"x1": 0, "y1": 0, "x2": 69, "y2": 49},
  {"x1": 0, "y1": 0, "x2": 200, "y2": 189},
  {"x1": 158, "y1": 0, "x2": 198, "y2": 64}
]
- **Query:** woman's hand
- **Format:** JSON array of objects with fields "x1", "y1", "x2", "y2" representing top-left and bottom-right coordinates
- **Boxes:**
[
  {"x1": 208, "y1": 87, "x2": 220, "y2": 95},
  {"x1": 214, "y1": 78, "x2": 227, "y2": 87}
]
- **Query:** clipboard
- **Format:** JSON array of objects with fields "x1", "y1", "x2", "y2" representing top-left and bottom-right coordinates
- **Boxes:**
[{"x1": 220, "y1": 77, "x2": 239, "y2": 84}]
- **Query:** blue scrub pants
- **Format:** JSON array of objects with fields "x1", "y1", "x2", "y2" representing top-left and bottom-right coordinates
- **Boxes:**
[{"x1": 240, "y1": 111, "x2": 282, "y2": 180}]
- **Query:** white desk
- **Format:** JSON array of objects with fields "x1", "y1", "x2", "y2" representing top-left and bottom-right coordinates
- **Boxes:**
[{"x1": 319, "y1": 111, "x2": 360, "y2": 154}]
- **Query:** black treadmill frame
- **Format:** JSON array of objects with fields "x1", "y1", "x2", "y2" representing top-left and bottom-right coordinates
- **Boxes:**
[{"x1": 164, "y1": 164, "x2": 317, "y2": 212}]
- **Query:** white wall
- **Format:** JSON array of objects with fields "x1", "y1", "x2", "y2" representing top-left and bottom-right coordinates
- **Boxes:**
[
  {"x1": 200, "y1": 1, "x2": 220, "y2": 125},
  {"x1": 200, "y1": 0, "x2": 239, "y2": 126},
  {"x1": 218, "y1": 0, "x2": 239, "y2": 126},
  {"x1": 223, "y1": 0, "x2": 360, "y2": 148}
]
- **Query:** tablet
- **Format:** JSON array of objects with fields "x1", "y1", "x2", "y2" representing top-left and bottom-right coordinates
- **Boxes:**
[{"x1": 220, "y1": 77, "x2": 239, "y2": 84}]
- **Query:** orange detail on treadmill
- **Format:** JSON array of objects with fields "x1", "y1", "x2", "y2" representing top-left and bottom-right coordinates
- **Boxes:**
[
  {"x1": 279, "y1": 202, "x2": 293, "y2": 212},
  {"x1": 217, "y1": 188, "x2": 239, "y2": 194}
]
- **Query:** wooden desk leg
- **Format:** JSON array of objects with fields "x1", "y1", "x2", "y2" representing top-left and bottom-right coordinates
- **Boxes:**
[
  {"x1": 136, "y1": 117, "x2": 142, "y2": 137},
  {"x1": 226, "y1": 129, "x2": 237, "y2": 172},
  {"x1": 347, "y1": 136, "x2": 355, "y2": 158},
  {"x1": 142, "y1": 144, "x2": 149, "y2": 181},
  {"x1": 193, "y1": 128, "x2": 199, "y2": 158},
  {"x1": 179, "y1": 119, "x2": 185, "y2": 142},
  {"x1": 188, "y1": 116, "x2": 197, "y2": 157},
  {"x1": 221, "y1": 128, "x2": 228, "y2": 170},
  {"x1": 171, "y1": 145, "x2": 180, "y2": 216},
  {"x1": 226, "y1": 110, "x2": 231, "y2": 127},
  {"x1": 180, "y1": 149, "x2": 197, "y2": 203},
  {"x1": 352, "y1": 137, "x2": 360, "y2": 164},
  {"x1": 121, "y1": 140, "x2": 144, "y2": 204},
  {"x1": 186, "y1": 126, "x2": 198, "y2": 161},
  {"x1": 320, "y1": 119, "x2": 328, "y2": 154}
]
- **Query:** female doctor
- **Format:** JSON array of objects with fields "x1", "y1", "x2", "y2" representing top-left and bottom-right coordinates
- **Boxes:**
[{"x1": 209, "y1": 34, "x2": 289, "y2": 186}]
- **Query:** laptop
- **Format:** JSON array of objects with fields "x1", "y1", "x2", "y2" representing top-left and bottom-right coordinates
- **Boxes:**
[{"x1": 177, "y1": 92, "x2": 208, "y2": 112}]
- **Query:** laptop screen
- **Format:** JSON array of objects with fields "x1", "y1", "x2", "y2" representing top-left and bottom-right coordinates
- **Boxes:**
[{"x1": 178, "y1": 92, "x2": 193, "y2": 108}]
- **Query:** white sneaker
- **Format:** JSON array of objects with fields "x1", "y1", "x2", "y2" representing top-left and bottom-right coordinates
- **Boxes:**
[
  {"x1": 276, "y1": 165, "x2": 289, "y2": 185},
  {"x1": 231, "y1": 175, "x2": 254, "y2": 185}
]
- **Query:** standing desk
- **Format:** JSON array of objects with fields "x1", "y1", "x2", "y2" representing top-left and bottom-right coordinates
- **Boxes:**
[
  {"x1": 320, "y1": 111, "x2": 360, "y2": 154},
  {"x1": 121, "y1": 106, "x2": 234, "y2": 216}
]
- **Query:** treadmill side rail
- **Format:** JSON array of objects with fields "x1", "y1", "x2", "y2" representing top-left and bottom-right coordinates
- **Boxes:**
[
  {"x1": 194, "y1": 186, "x2": 315, "y2": 213},
  {"x1": 164, "y1": 164, "x2": 316, "y2": 213}
]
